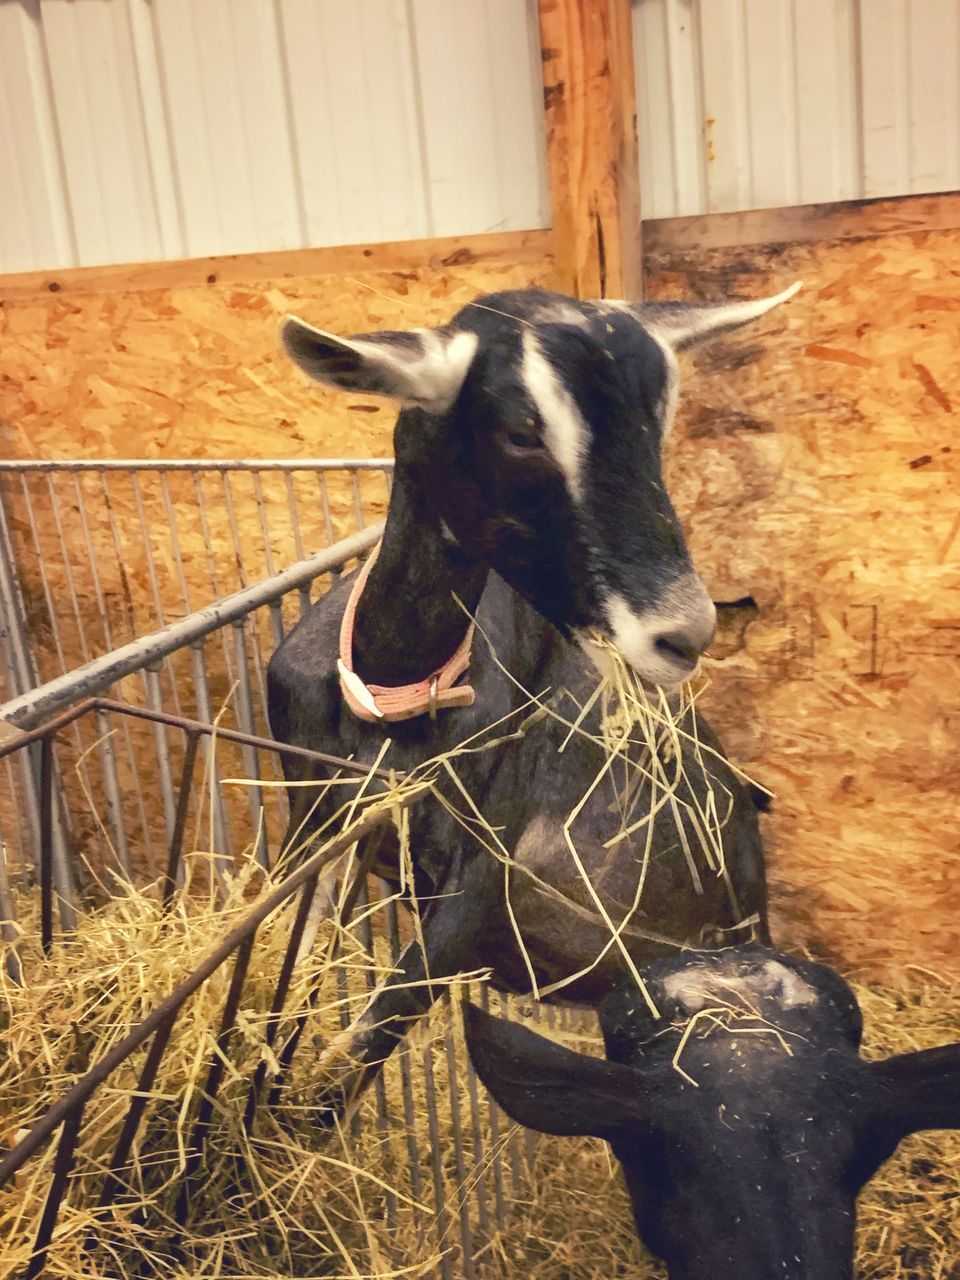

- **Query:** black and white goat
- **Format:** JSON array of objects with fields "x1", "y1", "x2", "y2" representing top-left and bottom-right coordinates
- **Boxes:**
[
  {"x1": 268, "y1": 285, "x2": 799, "y2": 1107},
  {"x1": 465, "y1": 945, "x2": 960, "y2": 1280}
]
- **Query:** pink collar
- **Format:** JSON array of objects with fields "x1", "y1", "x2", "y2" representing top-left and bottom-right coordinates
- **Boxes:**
[{"x1": 337, "y1": 544, "x2": 476, "y2": 723}]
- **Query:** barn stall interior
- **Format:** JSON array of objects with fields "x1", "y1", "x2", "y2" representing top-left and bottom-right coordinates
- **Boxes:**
[{"x1": 1, "y1": 1, "x2": 958, "y2": 1277}]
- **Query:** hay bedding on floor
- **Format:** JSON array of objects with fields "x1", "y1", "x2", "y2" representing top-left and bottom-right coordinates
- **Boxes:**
[
  {"x1": 1, "y1": 881, "x2": 957, "y2": 1279},
  {"x1": 1, "y1": 671, "x2": 958, "y2": 1278}
]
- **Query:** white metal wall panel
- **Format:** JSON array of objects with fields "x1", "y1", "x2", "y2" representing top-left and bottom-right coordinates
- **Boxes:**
[
  {"x1": 634, "y1": 0, "x2": 960, "y2": 219},
  {"x1": 279, "y1": 0, "x2": 430, "y2": 247},
  {"x1": 0, "y1": 2, "x2": 75, "y2": 273},
  {"x1": 791, "y1": 0, "x2": 859, "y2": 206},
  {"x1": 38, "y1": 0, "x2": 167, "y2": 267},
  {"x1": 3, "y1": 0, "x2": 958, "y2": 272},
  {"x1": 151, "y1": 0, "x2": 304, "y2": 259},
  {"x1": 0, "y1": 0, "x2": 548, "y2": 273},
  {"x1": 411, "y1": 0, "x2": 550, "y2": 237}
]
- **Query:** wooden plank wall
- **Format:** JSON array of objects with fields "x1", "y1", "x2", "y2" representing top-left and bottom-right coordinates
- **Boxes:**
[{"x1": 645, "y1": 220, "x2": 960, "y2": 982}]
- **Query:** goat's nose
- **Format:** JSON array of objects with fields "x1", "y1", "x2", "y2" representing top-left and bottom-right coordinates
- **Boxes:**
[{"x1": 653, "y1": 614, "x2": 716, "y2": 669}]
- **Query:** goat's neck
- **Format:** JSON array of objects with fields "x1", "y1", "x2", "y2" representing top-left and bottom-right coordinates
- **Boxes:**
[{"x1": 351, "y1": 472, "x2": 488, "y2": 686}]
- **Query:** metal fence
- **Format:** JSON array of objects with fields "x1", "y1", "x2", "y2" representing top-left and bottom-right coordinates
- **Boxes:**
[
  {"x1": 0, "y1": 698, "x2": 550, "y2": 1280},
  {"x1": 0, "y1": 461, "x2": 573, "y2": 1278},
  {"x1": 0, "y1": 461, "x2": 391, "y2": 892}
]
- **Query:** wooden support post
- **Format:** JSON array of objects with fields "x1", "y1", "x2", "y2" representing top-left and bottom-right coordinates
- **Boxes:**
[{"x1": 538, "y1": 0, "x2": 641, "y2": 300}]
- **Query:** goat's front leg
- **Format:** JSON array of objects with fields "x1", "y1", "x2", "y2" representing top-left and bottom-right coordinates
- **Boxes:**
[{"x1": 312, "y1": 847, "x2": 499, "y2": 1121}]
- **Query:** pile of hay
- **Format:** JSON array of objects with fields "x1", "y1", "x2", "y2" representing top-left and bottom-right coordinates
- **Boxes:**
[
  {"x1": 1, "y1": 662, "x2": 957, "y2": 1278},
  {"x1": 2, "y1": 869, "x2": 957, "y2": 1279},
  {"x1": 0, "y1": 859, "x2": 476, "y2": 1278}
]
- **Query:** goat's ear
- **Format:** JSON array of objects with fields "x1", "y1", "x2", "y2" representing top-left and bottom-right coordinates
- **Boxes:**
[
  {"x1": 863, "y1": 1044, "x2": 960, "y2": 1142},
  {"x1": 626, "y1": 281, "x2": 802, "y2": 352},
  {"x1": 463, "y1": 1002, "x2": 644, "y2": 1138},
  {"x1": 281, "y1": 317, "x2": 478, "y2": 413}
]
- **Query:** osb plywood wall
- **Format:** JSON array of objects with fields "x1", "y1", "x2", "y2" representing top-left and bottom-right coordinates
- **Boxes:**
[
  {"x1": 2, "y1": 224, "x2": 958, "y2": 982},
  {"x1": 0, "y1": 235, "x2": 554, "y2": 463},
  {"x1": 647, "y1": 227, "x2": 960, "y2": 982},
  {"x1": 0, "y1": 235, "x2": 556, "y2": 692}
]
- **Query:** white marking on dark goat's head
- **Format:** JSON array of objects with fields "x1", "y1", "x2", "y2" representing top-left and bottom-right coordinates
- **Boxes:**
[
  {"x1": 281, "y1": 285, "x2": 800, "y2": 689},
  {"x1": 520, "y1": 328, "x2": 589, "y2": 502},
  {"x1": 661, "y1": 958, "x2": 819, "y2": 1016}
]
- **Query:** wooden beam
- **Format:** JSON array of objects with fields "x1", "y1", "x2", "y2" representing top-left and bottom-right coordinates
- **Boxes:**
[
  {"x1": 644, "y1": 191, "x2": 960, "y2": 255},
  {"x1": 538, "y1": 0, "x2": 641, "y2": 300},
  {"x1": 0, "y1": 228, "x2": 555, "y2": 301}
]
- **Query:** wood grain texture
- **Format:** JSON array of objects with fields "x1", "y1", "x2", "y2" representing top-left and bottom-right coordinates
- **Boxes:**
[
  {"x1": 537, "y1": 0, "x2": 641, "y2": 298},
  {"x1": 645, "y1": 191, "x2": 960, "y2": 253},
  {"x1": 646, "y1": 227, "x2": 960, "y2": 980},
  {"x1": 0, "y1": 229, "x2": 554, "y2": 301}
]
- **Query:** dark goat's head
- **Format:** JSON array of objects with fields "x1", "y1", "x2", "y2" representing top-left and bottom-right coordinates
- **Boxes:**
[
  {"x1": 464, "y1": 946, "x2": 960, "y2": 1280},
  {"x1": 282, "y1": 286, "x2": 799, "y2": 688}
]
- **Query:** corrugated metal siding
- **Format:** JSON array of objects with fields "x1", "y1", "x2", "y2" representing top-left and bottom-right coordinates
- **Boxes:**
[
  {"x1": 3, "y1": 0, "x2": 957, "y2": 273},
  {"x1": 635, "y1": 0, "x2": 960, "y2": 219},
  {"x1": 0, "y1": 0, "x2": 549, "y2": 273}
]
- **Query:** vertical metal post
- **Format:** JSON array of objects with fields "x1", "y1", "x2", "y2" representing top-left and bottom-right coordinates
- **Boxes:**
[
  {"x1": 161, "y1": 730, "x2": 201, "y2": 908},
  {"x1": 442, "y1": 993, "x2": 475, "y2": 1278},
  {"x1": 98, "y1": 1012, "x2": 177, "y2": 1209},
  {"x1": 143, "y1": 666, "x2": 179, "y2": 846},
  {"x1": 387, "y1": 897, "x2": 425, "y2": 1226},
  {"x1": 0, "y1": 839, "x2": 23, "y2": 985},
  {"x1": 26, "y1": 1102, "x2": 86, "y2": 1279},
  {"x1": 423, "y1": 1036, "x2": 454, "y2": 1280},
  {"x1": 94, "y1": 707, "x2": 133, "y2": 881},
  {"x1": 283, "y1": 472, "x2": 312, "y2": 618},
  {"x1": 190, "y1": 641, "x2": 232, "y2": 887},
  {"x1": 231, "y1": 619, "x2": 269, "y2": 870},
  {"x1": 40, "y1": 735, "x2": 54, "y2": 954}
]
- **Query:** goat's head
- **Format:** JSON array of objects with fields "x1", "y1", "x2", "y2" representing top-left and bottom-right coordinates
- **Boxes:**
[
  {"x1": 282, "y1": 286, "x2": 799, "y2": 688},
  {"x1": 464, "y1": 946, "x2": 960, "y2": 1280}
]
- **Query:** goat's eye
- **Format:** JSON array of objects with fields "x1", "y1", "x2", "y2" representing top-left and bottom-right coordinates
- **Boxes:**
[{"x1": 502, "y1": 420, "x2": 545, "y2": 454}]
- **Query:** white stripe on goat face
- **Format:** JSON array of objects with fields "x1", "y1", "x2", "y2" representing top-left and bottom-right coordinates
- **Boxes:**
[{"x1": 521, "y1": 329, "x2": 589, "y2": 502}]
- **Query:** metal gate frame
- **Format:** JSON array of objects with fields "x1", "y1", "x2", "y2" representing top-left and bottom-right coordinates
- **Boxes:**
[{"x1": 0, "y1": 465, "x2": 556, "y2": 1279}]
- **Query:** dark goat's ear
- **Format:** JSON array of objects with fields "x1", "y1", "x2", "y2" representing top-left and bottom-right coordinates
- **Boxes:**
[
  {"x1": 623, "y1": 281, "x2": 802, "y2": 351},
  {"x1": 281, "y1": 316, "x2": 477, "y2": 413},
  {"x1": 864, "y1": 1044, "x2": 960, "y2": 1141},
  {"x1": 462, "y1": 1002, "x2": 645, "y2": 1138}
]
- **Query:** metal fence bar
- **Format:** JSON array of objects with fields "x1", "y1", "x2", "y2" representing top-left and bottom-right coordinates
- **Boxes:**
[
  {"x1": 423, "y1": 1036, "x2": 454, "y2": 1280},
  {"x1": 357, "y1": 879, "x2": 398, "y2": 1233},
  {"x1": 0, "y1": 460, "x2": 394, "y2": 473},
  {"x1": 0, "y1": 771, "x2": 423, "y2": 1190},
  {"x1": 161, "y1": 729, "x2": 201, "y2": 908},
  {"x1": 97, "y1": 1012, "x2": 178, "y2": 1211},
  {"x1": 484, "y1": 986, "x2": 523, "y2": 1204},
  {"x1": 0, "y1": 837, "x2": 23, "y2": 985},
  {"x1": 464, "y1": 1045, "x2": 493, "y2": 1243},
  {"x1": 283, "y1": 473, "x2": 312, "y2": 618},
  {"x1": 176, "y1": 930, "x2": 258, "y2": 1224},
  {"x1": 350, "y1": 468, "x2": 366, "y2": 530},
  {"x1": 143, "y1": 667, "x2": 179, "y2": 846},
  {"x1": 442, "y1": 993, "x2": 475, "y2": 1280},
  {"x1": 387, "y1": 895, "x2": 426, "y2": 1231},
  {"x1": 26, "y1": 1101, "x2": 86, "y2": 1280},
  {"x1": 0, "y1": 526, "x2": 381, "y2": 732},
  {"x1": 190, "y1": 643, "x2": 233, "y2": 885},
  {"x1": 231, "y1": 620, "x2": 269, "y2": 869},
  {"x1": 160, "y1": 471, "x2": 195, "y2": 616}
]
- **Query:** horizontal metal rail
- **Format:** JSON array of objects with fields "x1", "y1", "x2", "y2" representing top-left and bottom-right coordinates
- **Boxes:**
[
  {"x1": 0, "y1": 524, "x2": 382, "y2": 732},
  {"x1": 0, "y1": 735, "x2": 426, "y2": 1230},
  {"x1": 0, "y1": 697, "x2": 398, "y2": 782},
  {"x1": 0, "y1": 459, "x2": 394, "y2": 473}
]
